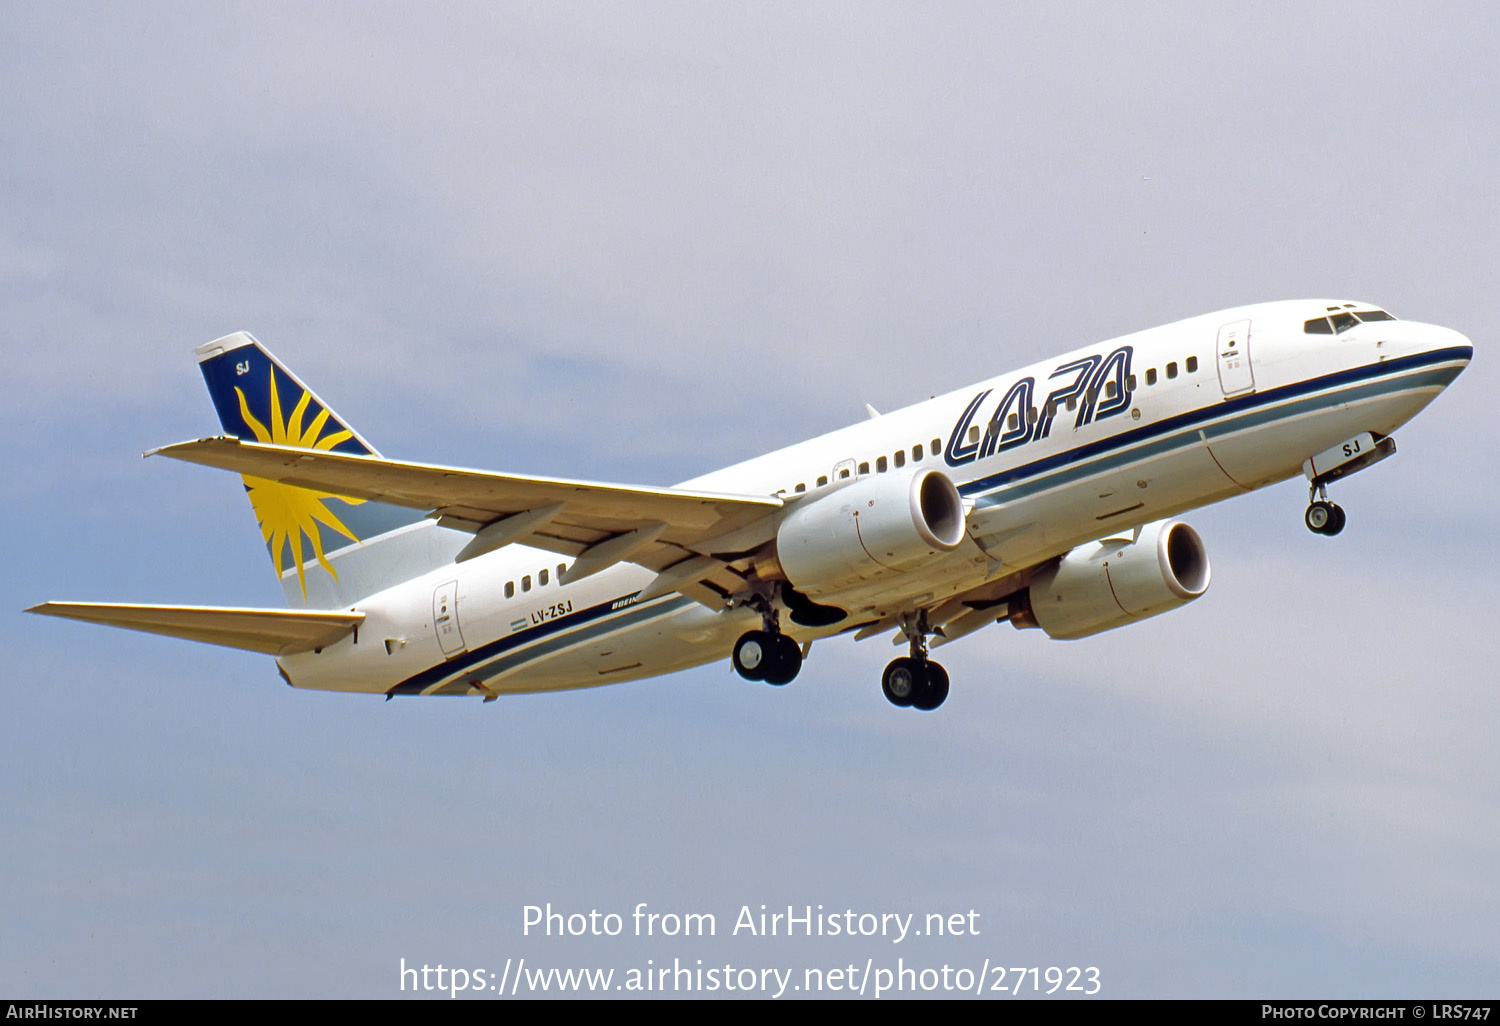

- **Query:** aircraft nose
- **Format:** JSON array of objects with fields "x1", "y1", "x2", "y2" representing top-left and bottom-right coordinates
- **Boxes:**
[
  {"x1": 1442, "y1": 326, "x2": 1474, "y2": 365},
  {"x1": 1392, "y1": 321, "x2": 1472, "y2": 368},
  {"x1": 1408, "y1": 322, "x2": 1473, "y2": 387}
]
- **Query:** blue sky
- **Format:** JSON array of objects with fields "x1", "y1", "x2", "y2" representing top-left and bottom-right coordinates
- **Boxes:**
[{"x1": 3, "y1": 1, "x2": 1497, "y2": 998}]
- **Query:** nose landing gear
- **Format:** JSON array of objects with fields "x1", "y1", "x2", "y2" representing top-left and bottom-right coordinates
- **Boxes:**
[{"x1": 1301, "y1": 432, "x2": 1396, "y2": 537}]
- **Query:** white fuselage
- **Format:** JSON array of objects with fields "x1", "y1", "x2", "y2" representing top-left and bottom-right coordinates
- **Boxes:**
[{"x1": 278, "y1": 300, "x2": 1472, "y2": 697}]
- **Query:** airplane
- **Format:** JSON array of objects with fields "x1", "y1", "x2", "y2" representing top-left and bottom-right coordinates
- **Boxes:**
[{"x1": 29, "y1": 300, "x2": 1472, "y2": 711}]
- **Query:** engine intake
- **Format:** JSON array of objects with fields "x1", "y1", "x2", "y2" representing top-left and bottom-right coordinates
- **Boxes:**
[
  {"x1": 1012, "y1": 519, "x2": 1210, "y2": 639},
  {"x1": 775, "y1": 469, "x2": 966, "y2": 597}
]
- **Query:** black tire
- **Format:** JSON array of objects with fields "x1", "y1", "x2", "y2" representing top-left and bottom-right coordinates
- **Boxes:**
[
  {"x1": 761, "y1": 634, "x2": 803, "y2": 686},
  {"x1": 911, "y1": 661, "x2": 950, "y2": 711},
  {"x1": 732, "y1": 631, "x2": 769, "y2": 681},
  {"x1": 1325, "y1": 504, "x2": 1347, "y2": 536},
  {"x1": 882, "y1": 657, "x2": 918, "y2": 707}
]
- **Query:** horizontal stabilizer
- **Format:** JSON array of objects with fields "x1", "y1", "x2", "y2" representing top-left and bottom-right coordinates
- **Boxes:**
[{"x1": 27, "y1": 602, "x2": 365, "y2": 655}]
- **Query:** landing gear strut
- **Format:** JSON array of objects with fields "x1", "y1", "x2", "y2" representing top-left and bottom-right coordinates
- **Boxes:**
[
  {"x1": 1300, "y1": 432, "x2": 1395, "y2": 536},
  {"x1": 1304, "y1": 483, "x2": 1347, "y2": 536},
  {"x1": 731, "y1": 596, "x2": 802, "y2": 686},
  {"x1": 882, "y1": 613, "x2": 949, "y2": 711}
]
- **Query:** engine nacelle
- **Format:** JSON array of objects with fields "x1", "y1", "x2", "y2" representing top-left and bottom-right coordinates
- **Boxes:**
[
  {"x1": 775, "y1": 469, "x2": 966, "y2": 597},
  {"x1": 1013, "y1": 520, "x2": 1210, "y2": 640}
]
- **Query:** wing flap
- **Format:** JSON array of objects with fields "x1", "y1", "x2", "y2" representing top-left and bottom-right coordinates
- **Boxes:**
[{"x1": 28, "y1": 602, "x2": 365, "y2": 655}]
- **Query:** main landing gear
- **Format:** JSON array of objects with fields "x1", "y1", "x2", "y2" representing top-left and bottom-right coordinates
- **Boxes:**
[
  {"x1": 732, "y1": 630, "x2": 802, "y2": 685},
  {"x1": 729, "y1": 598, "x2": 951, "y2": 710},
  {"x1": 882, "y1": 613, "x2": 949, "y2": 712},
  {"x1": 1304, "y1": 483, "x2": 1347, "y2": 537},
  {"x1": 731, "y1": 597, "x2": 802, "y2": 686}
]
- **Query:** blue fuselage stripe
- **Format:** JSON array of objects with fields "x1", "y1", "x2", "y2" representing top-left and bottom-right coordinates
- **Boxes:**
[
  {"x1": 387, "y1": 594, "x2": 694, "y2": 695},
  {"x1": 957, "y1": 347, "x2": 1469, "y2": 504}
]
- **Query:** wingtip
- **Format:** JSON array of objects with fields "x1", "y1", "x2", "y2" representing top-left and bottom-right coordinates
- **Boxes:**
[{"x1": 144, "y1": 435, "x2": 235, "y2": 459}]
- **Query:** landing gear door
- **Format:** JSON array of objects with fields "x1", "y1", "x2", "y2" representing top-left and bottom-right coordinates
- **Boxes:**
[
  {"x1": 1216, "y1": 319, "x2": 1255, "y2": 397},
  {"x1": 433, "y1": 580, "x2": 467, "y2": 658}
]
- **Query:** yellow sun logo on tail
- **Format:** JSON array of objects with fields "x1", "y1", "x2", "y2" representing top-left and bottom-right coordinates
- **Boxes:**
[{"x1": 235, "y1": 372, "x2": 366, "y2": 602}]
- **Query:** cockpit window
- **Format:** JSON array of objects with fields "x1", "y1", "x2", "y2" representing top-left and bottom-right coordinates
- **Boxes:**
[{"x1": 1303, "y1": 308, "x2": 1395, "y2": 334}]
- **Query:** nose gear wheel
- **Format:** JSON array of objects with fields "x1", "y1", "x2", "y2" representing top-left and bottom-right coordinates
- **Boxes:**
[{"x1": 1305, "y1": 482, "x2": 1348, "y2": 536}]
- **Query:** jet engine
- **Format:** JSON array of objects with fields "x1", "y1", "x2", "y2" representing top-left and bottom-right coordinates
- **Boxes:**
[
  {"x1": 1011, "y1": 519, "x2": 1210, "y2": 639},
  {"x1": 774, "y1": 468, "x2": 967, "y2": 597}
]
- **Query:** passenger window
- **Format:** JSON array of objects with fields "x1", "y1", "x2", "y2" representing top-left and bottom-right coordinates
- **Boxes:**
[
  {"x1": 1026, "y1": 406, "x2": 1038, "y2": 425},
  {"x1": 522, "y1": 575, "x2": 532, "y2": 592},
  {"x1": 1007, "y1": 413, "x2": 1019, "y2": 431},
  {"x1": 913, "y1": 444, "x2": 924, "y2": 461},
  {"x1": 858, "y1": 461, "x2": 869, "y2": 475},
  {"x1": 1185, "y1": 356, "x2": 1198, "y2": 373},
  {"x1": 1146, "y1": 368, "x2": 1158, "y2": 386},
  {"x1": 558, "y1": 563, "x2": 566, "y2": 577},
  {"x1": 1066, "y1": 395, "x2": 1077, "y2": 411},
  {"x1": 1126, "y1": 374, "x2": 1137, "y2": 391},
  {"x1": 505, "y1": 581, "x2": 515, "y2": 599},
  {"x1": 795, "y1": 482, "x2": 806, "y2": 493},
  {"x1": 1166, "y1": 362, "x2": 1178, "y2": 379},
  {"x1": 817, "y1": 475, "x2": 828, "y2": 486},
  {"x1": 876, "y1": 456, "x2": 887, "y2": 472},
  {"x1": 1086, "y1": 387, "x2": 1097, "y2": 404},
  {"x1": 968, "y1": 426, "x2": 980, "y2": 443},
  {"x1": 539, "y1": 568, "x2": 548, "y2": 586},
  {"x1": 894, "y1": 450, "x2": 905, "y2": 468},
  {"x1": 839, "y1": 468, "x2": 850, "y2": 480},
  {"x1": 931, "y1": 438, "x2": 941, "y2": 454},
  {"x1": 1044, "y1": 399, "x2": 1056, "y2": 418},
  {"x1": 1105, "y1": 382, "x2": 1118, "y2": 399}
]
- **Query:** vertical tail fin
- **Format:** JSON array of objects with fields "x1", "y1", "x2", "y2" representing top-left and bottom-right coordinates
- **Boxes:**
[{"x1": 196, "y1": 333, "x2": 438, "y2": 607}]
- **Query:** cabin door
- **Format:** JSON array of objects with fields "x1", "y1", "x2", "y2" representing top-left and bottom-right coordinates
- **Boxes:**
[
  {"x1": 1216, "y1": 319, "x2": 1255, "y2": 396},
  {"x1": 433, "y1": 580, "x2": 467, "y2": 658}
]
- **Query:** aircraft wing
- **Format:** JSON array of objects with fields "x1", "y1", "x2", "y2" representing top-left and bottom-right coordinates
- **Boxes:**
[
  {"x1": 150, "y1": 436, "x2": 784, "y2": 595},
  {"x1": 27, "y1": 602, "x2": 365, "y2": 655}
]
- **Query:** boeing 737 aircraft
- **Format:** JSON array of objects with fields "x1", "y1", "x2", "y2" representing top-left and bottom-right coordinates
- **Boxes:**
[{"x1": 30, "y1": 300, "x2": 1471, "y2": 710}]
